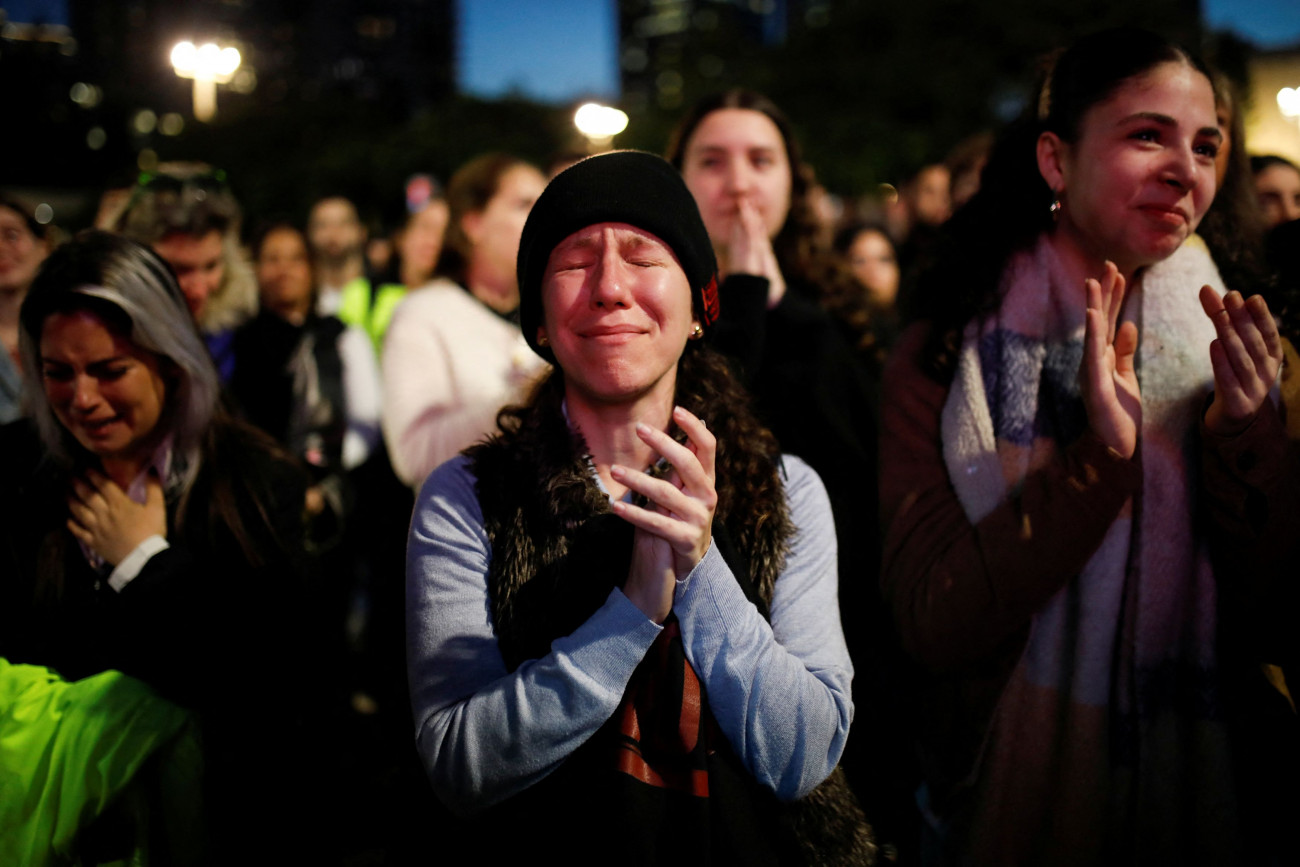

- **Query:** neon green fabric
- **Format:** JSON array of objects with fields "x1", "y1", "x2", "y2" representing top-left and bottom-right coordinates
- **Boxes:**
[
  {"x1": 0, "y1": 659, "x2": 193, "y2": 865},
  {"x1": 338, "y1": 277, "x2": 408, "y2": 352}
]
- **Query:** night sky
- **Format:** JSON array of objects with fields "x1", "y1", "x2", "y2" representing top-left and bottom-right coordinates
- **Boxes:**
[
  {"x1": 459, "y1": 0, "x2": 619, "y2": 103},
  {"x1": 4, "y1": 0, "x2": 1299, "y2": 104},
  {"x1": 459, "y1": 0, "x2": 1300, "y2": 103}
]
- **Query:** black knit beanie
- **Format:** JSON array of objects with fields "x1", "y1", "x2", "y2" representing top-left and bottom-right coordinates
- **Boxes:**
[{"x1": 516, "y1": 150, "x2": 719, "y2": 362}]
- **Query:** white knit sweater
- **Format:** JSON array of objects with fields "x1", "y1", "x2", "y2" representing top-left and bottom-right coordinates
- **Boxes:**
[{"x1": 381, "y1": 278, "x2": 548, "y2": 487}]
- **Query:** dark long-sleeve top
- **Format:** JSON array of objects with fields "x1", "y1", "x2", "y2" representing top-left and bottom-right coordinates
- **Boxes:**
[
  {"x1": 0, "y1": 419, "x2": 310, "y2": 712},
  {"x1": 706, "y1": 275, "x2": 881, "y2": 631}
]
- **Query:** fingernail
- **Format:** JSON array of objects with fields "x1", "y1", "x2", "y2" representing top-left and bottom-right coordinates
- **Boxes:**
[
  {"x1": 611, "y1": 464, "x2": 625, "y2": 477},
  {"x1": 635, "y1": 422, "x2": 652, "y2": 435}
]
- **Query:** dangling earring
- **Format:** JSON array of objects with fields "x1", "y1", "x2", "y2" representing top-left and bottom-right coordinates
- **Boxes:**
[
  {"x1": 689, "y1": 323, "x2": 703, "y2": 340},
  {"x1": 1049, "y1": 195, "x2": 1062, "y2": 221}
]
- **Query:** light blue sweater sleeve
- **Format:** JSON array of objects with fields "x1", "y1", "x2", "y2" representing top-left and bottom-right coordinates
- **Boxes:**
[
  {"x1": 407, "y1": 453, "x2": 852, "y2": 815},
  {"x1": 406, "y1": 456, "x2": 662, "y2": 817},
  {"x1": 674, "y1": 455, "x2": 853, "y2": 801}
]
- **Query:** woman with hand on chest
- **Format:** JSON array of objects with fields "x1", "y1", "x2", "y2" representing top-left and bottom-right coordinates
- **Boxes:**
[{"x1": 1, "y1": 231, "x2": 316, "y2": 857}]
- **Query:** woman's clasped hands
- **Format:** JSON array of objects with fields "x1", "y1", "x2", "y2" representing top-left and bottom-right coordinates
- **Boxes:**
[
  {"x1": 611, "y1": 405, "x2": 718, "y2": 623},
  {"x1": 726, "y1": 197, "x2": 787, "y2": 308}
]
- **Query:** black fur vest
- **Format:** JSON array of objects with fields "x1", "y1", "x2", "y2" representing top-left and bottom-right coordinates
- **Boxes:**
[
  {"x1": 467, "y1": 385, "x2": 792, "y2": 667},
  {"x1": 462, "y1": 379, "x2": 876, "y2": 866}
]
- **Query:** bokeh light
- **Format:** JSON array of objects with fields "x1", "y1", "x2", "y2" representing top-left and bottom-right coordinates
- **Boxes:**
[{"x1": 574, "y1": 103, "x2": 629, "y2": 139}]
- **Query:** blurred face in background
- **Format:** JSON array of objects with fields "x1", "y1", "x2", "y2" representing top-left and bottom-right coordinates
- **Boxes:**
[
  {"x1": 1255, "y1": 162, "x2": 1300, "y2": 228},
  {"x1": 680, "y1": 108, "x2": 793, "y2": 245},
  {"x1": 462, "y1": 164, "x2": 545, "y2": 291},
  {"x1": 908, "y1": 165, "x2": 952, "y2": 228},
  {"x1": 152, "y1": 229, "x2": 224, "y2": 321},
  {"x1": 308, "y1": 197, "x2": 365, "y2": 269},
  {"x1": 950, "y1": 161, "x2": 986, "y2": 210},
  {"x1": 846, "y1": 228, "x2": 900, "y2": 308},
  {"x1": 0, "y1": 205, "x2": 47, "y2": 295},
  {"x1": 398, "y1": 200, "x2": 450, "y2": 287},
  {"x1": 256, "y1": 227, "x2": 314, "y2": 319}
]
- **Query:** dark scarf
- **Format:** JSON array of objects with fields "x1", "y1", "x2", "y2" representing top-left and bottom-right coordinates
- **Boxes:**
[{"x1": 465, "y1": 383, "x2": 874, "y2": 866}]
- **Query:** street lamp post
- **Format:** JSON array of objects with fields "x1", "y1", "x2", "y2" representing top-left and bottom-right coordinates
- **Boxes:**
[{"x1": 170, "y1": 41, "x2": 241, "y2": 122}]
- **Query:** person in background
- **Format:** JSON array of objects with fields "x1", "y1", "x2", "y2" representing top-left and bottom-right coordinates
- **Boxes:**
[
  {"x1": 308, "y1": 195, "x2": 368, "y2": 313},
  {"x1": 365, "y1": 226, "x2": 394, "y2": 278},
  {"x1": 391, "y1": 176, "x2": 450, "y2": 292},
  {"x1": 115, "y1": 164, "x2": 256, "y2": 382},
  {"x1": 945, "y1": 132, "x2": 994, "y2": 212},
  {"x1": 806, "y1": 174, "x2": 842, "y2": 251},
  {"x1": 0, "y1": 231, "x2": 316, "y2": 858},
  {"x1": 667, "y1": 88, "x2": 904, "y2": 857},
  {"x1": 344, "y1": 175, "x2": 450, "y2": 354},
  {"x1": 884, "y1": 163, "x2": 952, "y2": 243},
  {"x1": 834, "y1": 221, "x2": 902, "y2": 356},
  {"x1": 325, "y1": 180, "x2": 452, "y2": 727},
  {"x1": 881, "y1": 29, "x2": 1289, "y2": 864},
  {"x1": 1246, "y1": 141, "x2": 1300, "y2": 848},
  {"x1": 1250, "y1": 154, "x2": 1300, "y2": 229},
  {"x1": 230, "y1": 220, "x2": 385, "y2": 727},
  {"x1": 0, "y1": 195, "x2": 50, "y2": 423},
  {"x1": 381, "y1": 153, "x2": 548, "y2": 488},
  {"x1": 902, "y1": 164, "x2": 953, "y2": 234},
  {"x1": 835, "y1": 221, "x2": 901, "y2": 310},
  {"x1": 889, "y1": 162, "x2": 953, "y2": 304},
  {"x1": 92, "y1": 185, "x2": 134, "y2": 232},
  {"x1": 231, "y1": 222, "x2": 382, "y2": 513}
]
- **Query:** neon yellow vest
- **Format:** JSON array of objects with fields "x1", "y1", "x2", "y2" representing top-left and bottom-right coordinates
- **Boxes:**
[{"x1": 338, "y1": 277, "x2": 408, "y2": 353}]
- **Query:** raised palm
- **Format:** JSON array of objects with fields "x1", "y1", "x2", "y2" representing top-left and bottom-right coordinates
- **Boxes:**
[{"x1": 1080, "y1": 262, "x2": 1140, "y2": 459}]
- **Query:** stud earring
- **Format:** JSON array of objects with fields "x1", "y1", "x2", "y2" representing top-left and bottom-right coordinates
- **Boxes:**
[
  {"x1": 689, "y1": 323, "x2": 704, "y2": 340},
  {"x1": 537, "y1": 332, "x2": 549, "y2": 347}
]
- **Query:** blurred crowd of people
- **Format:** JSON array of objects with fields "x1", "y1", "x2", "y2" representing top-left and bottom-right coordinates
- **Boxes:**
[{"x1": 2, "y1": 23, "x2": 1300, "y2": 867}]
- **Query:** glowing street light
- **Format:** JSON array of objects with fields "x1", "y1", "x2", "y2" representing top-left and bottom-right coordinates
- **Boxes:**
[
  {"x1": 574, "y1": 103, "x2": 628, "y2": 152},
  {"x1": 1279, "y1": 87, "x2": 1300, "y2": 119},
  {"x1": 170, "y1": 40, "x2": 241, "y2": 122}
]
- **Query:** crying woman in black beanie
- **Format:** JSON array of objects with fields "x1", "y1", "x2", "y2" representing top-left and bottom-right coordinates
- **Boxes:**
[{"x1": 406, "y1": 150, "x2": 871, "y2": 866}]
